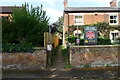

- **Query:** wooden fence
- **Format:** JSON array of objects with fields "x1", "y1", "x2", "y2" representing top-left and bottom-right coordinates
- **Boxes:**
[{"x1": 44, "y1": 32, "x2": 59, "y2": 48}]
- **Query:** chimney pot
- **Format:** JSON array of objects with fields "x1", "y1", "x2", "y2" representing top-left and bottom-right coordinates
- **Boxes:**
[
  {"x1": 110, "y1": 0, "x2": 117, "y2": 7},
  {"x1": 64, "y1": 0, "x2": 68, "y2": 8}
]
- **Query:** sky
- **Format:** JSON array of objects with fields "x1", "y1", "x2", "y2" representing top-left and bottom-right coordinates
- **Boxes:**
[{"x1": 0, "y1": 0, "x2": 120, "y2": 23}]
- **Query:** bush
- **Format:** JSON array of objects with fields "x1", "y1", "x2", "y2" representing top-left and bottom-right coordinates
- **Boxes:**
[
  {"x1": 67, "y1": 35, "x2": 111, "y2": 45},
  {"x1": 84, "y1": 64, "x2": 91, "y2": 68},
  {"x1": 62, "y1": 48, "x2": 69, "y2": 64},
  {"x1": 97, "y1": 38, "x2": 111, "y2": 45},
  {"x1": 67, "y1": 35, "x2": 84, "y2": 45},
  {"x1": 2, "y1": 3, "x2": 49, "y2": 47},
  {"x1": 67, "y1": 35, "x2": 76, "y2": 44},
  {"x1": 2, "y1": 42, "x2": 35, "y2": 53},
  {"x1": 50, "y1": 45, "x2": 59, "y2": 65}
]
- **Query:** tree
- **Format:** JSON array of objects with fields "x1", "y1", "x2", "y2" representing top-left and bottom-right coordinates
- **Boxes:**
[
  {"x1": 53, "y1": 16, "x2": 64, "y2": 33},
  {"x1": 9, "y1": 3, "x2": 49, "y2": 46},
  {"x1": 90, "y1": 22, "x2": 111, "y2": 38},
  {"x1": 2, "y1": 19, "x2": 18, "y2": 43}
]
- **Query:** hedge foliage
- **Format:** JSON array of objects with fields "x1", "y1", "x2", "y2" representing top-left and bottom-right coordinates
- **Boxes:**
[
  {"x1": 2, "y1": 42, "x2": 35, "y2": 53},
  {"x1": 97, "y1": 38, "x2": 111, "y2": 45},
  {"x1": 66, "y1": 35, "x2": 84, "y2": 45},
  {"x1": 67, "y1": 35, "x2": 111, "y2": 45},
  {"x1": 2, "y1": 3, "x2": 49, "y2": 53}
]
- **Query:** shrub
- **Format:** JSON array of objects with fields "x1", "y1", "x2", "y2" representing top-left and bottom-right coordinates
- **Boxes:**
[
  {"x1": 84, "y1": 64, "x2": 91, "y2": 68},
  {"x1": 2, "y1": 42, "x2": 34, "y2": 53},
  {"x1": 67, "y1": 35, "x2": 76, "y2": 44},
  {"x1": 66, "y1": 35, "x2": 84, "y2": 45},
  {"x1": 97, "y1": 38, "x2": 111, "y2": 45},
  {"x1": 62, "y1": 48, "x2": 69, "y2": 64},
  {"x1": 66, "y1": 35, "x2": 111, "y2": 45},
  {"x1": 50, "y1": 45, "x2": 59, "y2": 65},
  {"x1": 64, "y1": 64, "x2": 72, "y2": 69}
]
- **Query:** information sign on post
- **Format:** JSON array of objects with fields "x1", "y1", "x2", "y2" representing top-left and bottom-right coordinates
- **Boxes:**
[
  {"x1": 84, "y1": 26, "x2": 97, "y2": 45},
  {"x1": 76, "y1": 38, "x2": 80, "y2": 45},
  {"x1": 47, "y1": 44, "x2": 52, "y2": 51}
]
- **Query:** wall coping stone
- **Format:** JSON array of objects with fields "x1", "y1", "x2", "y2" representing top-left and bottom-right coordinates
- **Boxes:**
[{"x1": 70, "y1": 45, "x2": 120, "y2": 48}]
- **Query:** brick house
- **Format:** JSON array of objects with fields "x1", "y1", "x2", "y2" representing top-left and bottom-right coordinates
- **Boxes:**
[
  {"x1": 0, "y1": 6, "x2": 21, "y2": 20},
  {"x1": 63, "y1": 0, "x2": 120, "y2": 46}
]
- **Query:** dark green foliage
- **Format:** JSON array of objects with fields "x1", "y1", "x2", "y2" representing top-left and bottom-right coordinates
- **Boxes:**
[
  {"x1": 67, "y1": 35, "x2": 77, "y2": 44},
  {"x1": 84, "y1": 64, "x2": 91, "y2": 68},
  {"x1": 10, "y1": 3, "x2": 49, "y2": 46},
  {"x1": 66, "y1": 35, "x2": 84, "y2": 45},
  {"x1": 64, "y1": 64, "x2": 72, "y2": 69},
  {"x1": 89, "y1": 22, "x2": 110, "y2": 38},
  {"x1": 2, "y1": 42, "x2": 34, "y2": 53},
  {"x1": 2, "y1": 19, "x2": 18, "y2": 43},
  {"x1": 80, "y1": 39, "x2": 84, "y2": 45},
  {"x1": 53, "y1": 16, "x2": 64, "y2": 33},
  {"x1": 2, "y1": 3, "x2": 49, "y2": 53},
  {"x1": 68, "y1": 25, "x2": 84, "y2": 35},
  {"x1": 50, "y1": 46, "x2": 59, "y2": 65},
  {"x1": 97, "y1": 38, "x2": 111, "y2": 45},
  {"x1": 62, "y1": 48, "x2": 69, "y2": 64},
  {"x1": 67, "y1": 35, "x2": 111, "y2": 45}
]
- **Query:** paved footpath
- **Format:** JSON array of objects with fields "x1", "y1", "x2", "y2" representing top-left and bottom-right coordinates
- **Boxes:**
[{"x1": 2, "y1": 46, "x2": 119, "y2": 80}]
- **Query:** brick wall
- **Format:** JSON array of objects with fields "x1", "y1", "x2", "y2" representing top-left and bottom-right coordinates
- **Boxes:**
[
  {"x1": 70, "y1": 45, "x2": 119, "y2": 68},
  {"x1": 69, "y1": 15, "x2": 74, "y2": 25},
  {"x1": 2, "y1": 50, "x2": 46, "y2": 70},
  {"x1": 84, "y1": 14, "x2": 106, "y2": 25},
  {"x1": 64, "y1": 12, "x2": 120, "y2": 26}
]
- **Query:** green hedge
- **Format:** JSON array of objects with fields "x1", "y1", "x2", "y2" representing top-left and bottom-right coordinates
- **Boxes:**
[
  {"x1": 2, "y1": 42, "x2": 35, "y2": 53},
  {"x1": 67, "y1": 35, "x2": 84, "y2": 45},
  {"x1": 67, "y1": 35, "x2": 111, "y2": 45},
  {"x1": 97, "y1": 38, "x2": 111, "y2": 45}
]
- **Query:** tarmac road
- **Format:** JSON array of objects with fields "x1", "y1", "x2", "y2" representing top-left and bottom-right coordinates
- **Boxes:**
[{"x1": 2, "y1": 67, "x2": 119, "y2": 80}]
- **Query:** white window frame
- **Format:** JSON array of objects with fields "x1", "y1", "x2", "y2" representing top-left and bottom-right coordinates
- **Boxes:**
[
  {"x1": 74, "y1": 15, "x2": 84, "y2": 25},
  {"x1": 110, "y1": 30, "x2": 120, "y2": 43},
  {"x1": 109, "y1": 14, "x2": 118, "y2": 25}
]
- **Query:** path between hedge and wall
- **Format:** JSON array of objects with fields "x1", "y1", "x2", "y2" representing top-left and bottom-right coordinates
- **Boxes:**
[{"x1": 2, "y1": 45, "x2": 120, "y2": 79}]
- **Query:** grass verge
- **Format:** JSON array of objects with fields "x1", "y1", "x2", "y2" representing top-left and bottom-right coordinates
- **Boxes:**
[{"x1": 50, "y1": 45, "x2": 59, "y2": 66}]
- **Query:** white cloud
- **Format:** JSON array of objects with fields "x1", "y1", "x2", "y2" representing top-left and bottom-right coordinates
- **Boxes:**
[
  {"x1": 1, "y1": 0, "x2": 120, "y2": 3},
  {"x1": 0, "y1": 0, "x2": 56, "y2": 3},
  {"x1": 44, "y1": 8, "x2": 63, "y2": 23},
  {"x1": 0, "y1": 0, "x2": 56, "y2": 6},
  {"x1": 1, "y1": 0, "x2": 120, "y2": 6}
]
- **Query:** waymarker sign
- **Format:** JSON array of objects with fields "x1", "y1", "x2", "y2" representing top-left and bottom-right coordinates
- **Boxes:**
[{"x1": 84, "y1": 26, "x2": 97, "y2": 45}]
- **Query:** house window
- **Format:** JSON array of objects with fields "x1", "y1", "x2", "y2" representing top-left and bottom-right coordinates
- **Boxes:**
[
  {"x1": 110, "y1": 30, "x2": 119, "y2": 43},
  {"x1": 74, "y1": 30, "x2": 82, "y2": 36},
  {"x1": 109, "y1": 15, "x2": 118, "y2": 25},
  {"x1": 2, "y1": 16, "x2": 8, "y2": 20},
  {"x1": 74, "y1": 15, "x2": 83, "y2": 25}
]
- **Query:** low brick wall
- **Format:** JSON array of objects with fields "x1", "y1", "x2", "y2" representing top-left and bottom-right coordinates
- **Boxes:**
[
  {"x1": 2, "y1": 50, "x2": 46, "y2": 70},
  {"x1": 70, "y1": 45, "x2": 119, "y2": 68}
]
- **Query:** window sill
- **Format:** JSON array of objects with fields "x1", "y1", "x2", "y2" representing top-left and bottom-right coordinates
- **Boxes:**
[
  {"x1": 74, "y1": 23, "x2": 84, "y2": 25},
  {"x1": 109, "y1": 23, "x2": 119, "y2": 25}
]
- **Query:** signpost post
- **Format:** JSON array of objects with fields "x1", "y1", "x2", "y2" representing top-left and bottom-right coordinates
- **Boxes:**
[
  {"x1": 76, "y1": 25, "x2": 80, "y2": 46},
  {"x1": 84, "y1": 26, "x2": 97, "y2": 45},
  {"x1": 76, "y1": 38, "x2": 80, "y2": 45}
]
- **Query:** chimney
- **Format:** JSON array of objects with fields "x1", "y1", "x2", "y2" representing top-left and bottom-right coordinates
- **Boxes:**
[
  {"x1": 110, "y1": 0, "x2": 117, "y2": 7},
  {"x1": 64, "y1": 0, "x2": 68, "y2": 8},
  {"x1": 118, "y1": 1, "x2": 120, "y2": 8}
]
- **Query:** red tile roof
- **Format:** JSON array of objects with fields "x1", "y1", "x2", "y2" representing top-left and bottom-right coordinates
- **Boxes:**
[
  {"x1": 64, "y1": 7, "x2": 120, "y2": 12},
  {"x1": 0, "y1": 6, "x2": 22, "y2": 13}
]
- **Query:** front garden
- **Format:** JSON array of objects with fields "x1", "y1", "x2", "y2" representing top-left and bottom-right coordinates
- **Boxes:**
[
  {"x1": 66, "y1": 22, "x2": 120, "y2": 45},
  {"x1": 2, "y1": 3, "x2": 49, "y2": 53}
]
